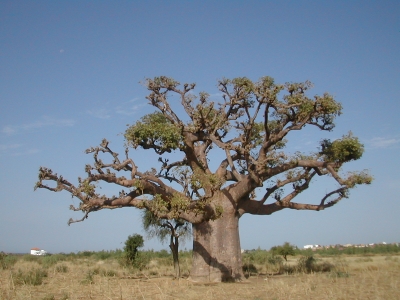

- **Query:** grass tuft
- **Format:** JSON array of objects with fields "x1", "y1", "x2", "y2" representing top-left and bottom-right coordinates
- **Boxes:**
[{"x1": 13, "y1": 268, "x2": 48, "y2": 286}]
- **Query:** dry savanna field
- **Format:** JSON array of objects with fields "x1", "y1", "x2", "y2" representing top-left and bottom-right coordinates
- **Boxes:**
[{"x1": 1, "y1": 252, "x2": 399, "y2": 300}]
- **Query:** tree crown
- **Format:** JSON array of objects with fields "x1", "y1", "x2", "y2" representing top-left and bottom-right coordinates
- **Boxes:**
[{"x1": 35, "y1": 76, "x2": 372, "y2": 225}]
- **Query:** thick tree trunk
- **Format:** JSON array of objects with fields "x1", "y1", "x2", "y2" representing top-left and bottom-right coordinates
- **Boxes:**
[{"x1": 189, "y1": 204, "x2": 244, "y2": 282}]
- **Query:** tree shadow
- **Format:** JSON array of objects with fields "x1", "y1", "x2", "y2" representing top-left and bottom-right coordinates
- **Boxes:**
[{"x1": 192, "y1": 222, "x2": 242, "y2": 282}]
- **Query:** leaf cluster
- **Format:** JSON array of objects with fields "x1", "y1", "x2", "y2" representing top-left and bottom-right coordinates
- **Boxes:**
[
  {"x1": 125, "y1": 112, "x2": 182, "y2": 154},
  {"x1": 320, "y1": 133, "x2": 364, "y2": 163}
]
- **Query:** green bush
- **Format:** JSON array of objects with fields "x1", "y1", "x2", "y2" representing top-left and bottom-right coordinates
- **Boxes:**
[
  {"x1": 242, "y1": 249, "x2": 270, "y2": 265},
  {"x1": 22, "y1": 254, "x2": 42, "y2": 263},
  {"x1": 42, "y1": 254, "x2": 66, "y2": 267},
  {"x1": 296, "y1": 255, "x2": 336, "y2": 274},
  {"x1": 124, "y1": 234, "x2": 144, "y2": 262},
  {"x1": 243, "y1": 262, "x2": 258, "y2": 276},
  {"x1": 122, "y1": 234, "x2": 149, "y2": 270},
  {"x1": 94, "y1": 250, "x2": 113, "y2": 260},
  {"x1": 78, "y1": 251, "x2": 94, "y2": 257},
  {"x1": 267, "y1": 255, "x2": 283, "y2": 266},
  {"x1": 0, "y1": 252, "x2": 18, "y2": 270},
  {"x1": 297, "y1": 255, "x2": 317, "y2": 273}
]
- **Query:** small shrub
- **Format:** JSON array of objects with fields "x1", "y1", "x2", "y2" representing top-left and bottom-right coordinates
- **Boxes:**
[
  {"x1": 355, "y1": 257, "x2": 373, "y2": 263},
  {"x1": 123, "y1": 234, "x2": 146, "y2": 269},
  {"x1": 243, "y1": 262, "x2": 258, "y2": 276},
  {"x1": 134, "y1": 252, "x2": 150, "y2": 270},
  {"x1": 42, "y1": 254, "x2": 66, "y2": 268},
  {"x1": 315, "y1": 261, "x2": 335, "y2": 272},
  {"x1": 81, "y1": 270, "x2": 95, "y2": 284},
  {"x1": 297, "y1": 255, "x2": 316, "y2": 273},
  {"x1": 55, "y1": 264, "x2": 69, "y2": 273},
  {"x1": 0, "y1": 252, "x2": 18, "y2": 270},
  {"x1": 94, "y1": 250, "x2": 112, "y2": 260},
  {"x1": 79, "y1": 251, "x2": 94, "y2": 257},
  {"x1": 22, "y1": 254, "x2": 42, "y2": 263},
  {"x1": 41, "y1": 295, "x2": 55, "y2": 300},
  {"x1": 384, "y1": 256, "x2": 398, "y2": 262},
  {"x1": 101, "y1": 268, "x2": 118, "y2": 277},
  {"x1": 13, "y1": 268, "x2": 48, "y2": 286},
  {"x1": 267, "y1": 255, "x2": 283, "y2": 266},
  {"x1": 281, "y1": 264, "x2": 296, "y2": 274},
  {"x1": 296, "y1": 255, "x2": 335, "y2": 273}
]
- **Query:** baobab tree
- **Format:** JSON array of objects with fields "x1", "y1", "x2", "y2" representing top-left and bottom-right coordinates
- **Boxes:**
[{"x1": 36, "y1": 76, "x2": 372, "y2": 282}]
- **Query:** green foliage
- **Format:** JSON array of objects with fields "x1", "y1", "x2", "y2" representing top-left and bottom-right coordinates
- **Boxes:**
[
  {"x1": 41, "y1": 254, "x2": 66, "y2": 268},
  {"x1": 123, "y1": 233, "x2": 148, "y2": 269},
  {"x1": 271, "y1": 242, "x2": 296, "y2": 261},
  {"x1": 305, "y1": 244, "x2": 399, "y2": 257},
  {"x1": 267, "y1": 255, "x2": 284, "y2": 266},
  {"x1": 148, "y1": 194, "x2": 170, "y2": 215},
  {"x1": 133, "y1": 251, "x2": 151, "y2": 270},
  {"x1": 242, "y1": 249, "x2": 270, "y2": 265},
  {"x1": 242, "y1": 262, "x2": 258, "y2": 275},
  {"x1": 295, "y1": 255, "x2": 335, "y2": 274},
  {"x1": 142, "y1": 210, "x2": 192, "y2": 246},
  {"x1": 78, "y1": 251, "x2": 94, "y2": 257},
  {"x1": 0, "y1": 252, "x2": 17, "y2": 270},
  {"x1": 296, "y1": 255, "x2": 317, "y2": 273},
  {"x1": 320, "y1": 132, "x2": 364, "y2": 163},
  {"x1": 125, "y1": 112, "x2": 182, "y2": 153},
  {"x1": 344, "y1": 170, "x2": 373, "y2": 188},
  {"x1": 170, "y1": 193, "x2": 191, "y2": 217},
  {"x1": 93, "y1": 250, "x2": 114, "y2": 260},
  {"x1": 80, "y1": 180, "x2": 96, "y2": 197},
  {"x1": 23, "y1": 254, "x2": 42, "y2": 263},
  {"x1": 124, "y1": 234, "x2": 144, "y2": 261},
  {"x1": 142, "y1": 210, "x2": 170, "y2": 241}
]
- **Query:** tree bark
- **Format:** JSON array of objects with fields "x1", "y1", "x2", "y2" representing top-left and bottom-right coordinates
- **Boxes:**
[
  {"x1": 170, "y1": 236, "x2": 180, "y2": 279},
  {"x1": 189, "y1": 202, "x2": 244, "y2": 282}
]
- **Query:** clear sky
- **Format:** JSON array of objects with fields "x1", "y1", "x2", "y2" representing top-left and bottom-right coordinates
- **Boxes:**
[{"x1": 1, "y1": 0, "x2": 399, "y2": 254}]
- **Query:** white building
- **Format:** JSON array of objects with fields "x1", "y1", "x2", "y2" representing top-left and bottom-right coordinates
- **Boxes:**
[
  {"x1": 30, "y1": 247, "x2": 47, "y2": 255},
  {"x1": 303, "y1": 244, "x2": 321, "y2": 249}
]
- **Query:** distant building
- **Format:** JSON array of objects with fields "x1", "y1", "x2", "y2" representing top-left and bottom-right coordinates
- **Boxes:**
[
  {"x1": 30, "y1": 247, "x2": 47, "y2": 255},
  {"x1": 303, "y1": 244, "x2": 321, "y2": 249}
]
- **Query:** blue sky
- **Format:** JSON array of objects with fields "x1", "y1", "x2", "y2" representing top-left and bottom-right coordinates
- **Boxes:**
[{"x1": 1, "y1": 0, "x2": 399, "y2": 253}]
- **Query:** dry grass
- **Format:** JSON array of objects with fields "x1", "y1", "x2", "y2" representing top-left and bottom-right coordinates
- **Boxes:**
[{"x1": 1, "y1": 255, "x2": 399, "y2": 299}]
